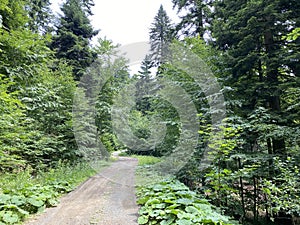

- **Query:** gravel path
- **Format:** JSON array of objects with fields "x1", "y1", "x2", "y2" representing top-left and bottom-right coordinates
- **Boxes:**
[{"x1": 24, "y1": 157, "x2": 139, "y2": 225}]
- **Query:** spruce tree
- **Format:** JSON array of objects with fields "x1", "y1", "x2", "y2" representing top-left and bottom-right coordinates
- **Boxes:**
[
  {"x1": 210, "y1": 0, "x2": 300, "y2": 154},
  {"x1": 149, "y1": 5, "x2": 174, "y2": 66},
  {"x1": 138, "y1": 54, "x2": 153, "y2": 80},
  {"x1": 51, "y1": 0, "x2": 98, "y2": 80},
  {"x1": 136, "y1": 55, "x2": 154, "y2": 113}
]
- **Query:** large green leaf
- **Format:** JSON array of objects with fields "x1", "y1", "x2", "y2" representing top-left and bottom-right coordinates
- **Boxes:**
[
  {"x1": 10, "y1": 195, "x2": 26, "y2": 206},
  {"x1": 160, "y1": 215, "x2": 176, "y2": 225},
  {"x1": 185, "y1": 206, "x2": 198, "y2": 214},
  {"x1": 2, "y1": 211, "x2": 19, "y2": 224},
  {"x1": 27, "y1": 197, "x2": 44, "y2": 207},
  {"x1": 138, "y1": 215, "x2": 149, "y2": 224}
]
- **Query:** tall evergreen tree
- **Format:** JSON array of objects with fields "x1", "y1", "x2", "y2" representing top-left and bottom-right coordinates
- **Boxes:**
[
  {"x1": 210, "y1": 0, "x2": 300, "y2": 154},
  {"x1": 149, "y1": 5, "x2": 174, "y2": 66},
  {"x1": 51, "y1": 0, "x2": 98, "y2": 80}
]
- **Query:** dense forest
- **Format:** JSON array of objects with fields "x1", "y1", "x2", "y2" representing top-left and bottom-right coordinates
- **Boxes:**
[{"x1": 0, "y1": 0, "x2": 299, "y2": 224}]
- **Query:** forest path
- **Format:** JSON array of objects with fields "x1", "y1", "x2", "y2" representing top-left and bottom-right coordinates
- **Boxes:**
[{"x1": 24, "y1": 157, "x2": 139, "y2": 225}]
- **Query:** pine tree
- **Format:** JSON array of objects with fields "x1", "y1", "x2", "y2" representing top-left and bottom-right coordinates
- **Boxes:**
[
  {"x1": 51, "y1": 0, "x2": 98, "y2": 80},
  {"x1": 149, "y1": 5, "x2": 174, "y2": 66}
]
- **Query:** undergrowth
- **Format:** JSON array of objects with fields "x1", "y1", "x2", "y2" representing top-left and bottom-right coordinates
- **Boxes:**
[
  {"x1": 136, "y1": 179, "x2": 240, "y2": 225},
  {"x1": 0, "y1": 160, "x2": 110, "y2": 224},
  {"x1": 135, "y1": 158, "x2": 239, "y2": 225}
]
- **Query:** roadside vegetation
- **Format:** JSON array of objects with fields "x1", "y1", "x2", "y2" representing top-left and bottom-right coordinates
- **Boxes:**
[
  {"x1": 0, "y1": 161, "x2": 110, "y2": 224},
  {"x1": 134, "y1": 155, "x2": 239, "y2": 225}
]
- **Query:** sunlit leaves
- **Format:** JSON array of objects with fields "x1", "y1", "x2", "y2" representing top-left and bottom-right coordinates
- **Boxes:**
[{"x1": 0, "y1": 75, "x2": 28, "y2": 171}]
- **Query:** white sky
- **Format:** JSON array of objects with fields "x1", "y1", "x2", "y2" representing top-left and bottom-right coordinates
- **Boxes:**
[{"x1": 51, "y1": 0, "x2": 180, "y2": 46}]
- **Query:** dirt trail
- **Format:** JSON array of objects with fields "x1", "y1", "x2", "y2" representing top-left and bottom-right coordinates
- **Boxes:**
[{"x1": 24, "y1": 157, "x2": 139, "y2": 225}]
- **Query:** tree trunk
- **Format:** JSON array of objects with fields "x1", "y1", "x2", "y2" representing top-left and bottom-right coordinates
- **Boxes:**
[
  {"x1": 253, "y1": 176, "x2": 258, "y2": 222},
  {"x1": 264, "y1": 25, "x2": 286, "y2": 155},
  {"x1": 195, "y1": 0, "x2": 204, "y2": 37},
  {"x1": 238, "y1": 158, "x2": 246, "y2": 220}
]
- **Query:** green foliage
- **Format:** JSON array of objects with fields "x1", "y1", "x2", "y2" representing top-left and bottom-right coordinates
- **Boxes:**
[
  {"x1": 0, "y1": 161, "x2": 102, "y2": 224},
  {"x1": 51, "y1": 0, "x2": 98, "y2": 80},
  {"x1": 210, "y1": 0, "x2": 299, "y2": 155},
  {"x1": 0, "y1": 1, "x2": 298, "y2": 224},
  {"x1": 135, "y1": 157, "x2": 167, "y2": 187},
  {"x1": 285, "y1": 27, "x2": 300, "y2": 41},
  {"x1": 0, "y1": 0, "x2": 28, "y2": 30},
  {"x1": 25, "y1": 0, "x2": 53, "y2": 33},
  {"x1": 19, "y1": 66, "x2": 78, "y2": 167},
  {"x1": 131, "y1": 155, "x2": 162, "y2": 166},
  {"x1": 0, "y1": 75, "x2": 29, "y2": 171},
  {"x1": 92, "y1": 38, "x2": 129, "y2": 154},
  {"x1": 261, "y1": 157, "x2": 300, "y2": 218},
  {"x1": 149, "y1": 5, "x2": 174, "y2": 66},
  {"x1": 100, "y1": 133, "x2": 121, "y2": 153},
  {"x1": 136, "y1": 179, "x2": 239, "y2": 225},
  {"x1": 134, "y1": 93, "x2": 181, "y2": 157},
  {"x1": 161, "y1": 38, "x2": 220, "y2": 187},
  {"x1": 135, "y1": 55, "x2": 154, "y2": 112},
  {"x1": 0, "y1": 0, "x2": 85, "y2": 173},
  {"x1": 165, "y1": 3, "x2": 300, "y2": 222},
  {"x1": 172, "y1": 0, "x2": 208, "y2": 37},
  {"x1": 0, "y1": 29, "x2": 52, "y2": 82},
  {"x1": 195, "y1": 115, "x2": 300, "y2": 222},
  {"x1": 204, "y1": 121, "x2": 243, "y2": 209},
  {"x1": 0, "y1": 0, "x2": 52, "y2": 82},
  {"x1": 128, "y1": 110, "x2": 152, "y2": 140},
  {"x1": 1, "y1": 62, "x2": 77, "y2": 171}
]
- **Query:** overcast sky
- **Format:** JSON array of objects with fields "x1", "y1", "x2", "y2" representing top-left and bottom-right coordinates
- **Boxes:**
[{"x1": 51, "y1": 0, "x2": 180, "y2": 46}]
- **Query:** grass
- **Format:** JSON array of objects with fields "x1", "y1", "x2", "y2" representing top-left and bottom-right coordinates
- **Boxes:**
[
  {"x1": 130, "y1": 154, "x2": 174, "y2": 187},
  {"x1": 130, "y1": 155, "x2": 162, "y2": 166},
  {"x1": 37, "y1": 160, "x2": 111, "y2": 187},
  {"x1": 0, "y1": 160, "x2": 111, "y2": 194}
]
